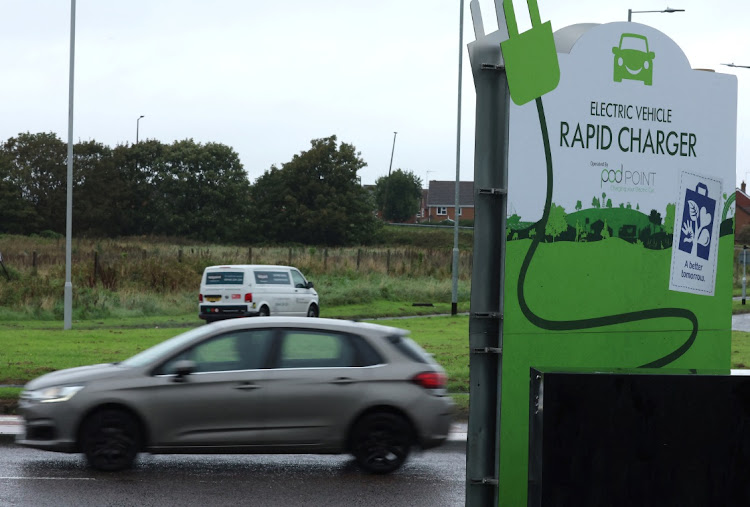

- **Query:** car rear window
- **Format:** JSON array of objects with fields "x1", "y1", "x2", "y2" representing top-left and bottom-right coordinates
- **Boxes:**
[
  {"x1": 254, "y1": 271, "x2": 291, "y2": 285},
  {"x1": 387, "y1": 334, "x2": 434, "y2": 364},
  {"x1": 206, "y1": 272, "x2": 244, "y2": 285}
]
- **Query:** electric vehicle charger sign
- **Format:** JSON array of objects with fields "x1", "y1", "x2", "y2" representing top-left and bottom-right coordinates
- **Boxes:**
[{"x1": 498, "y1": 22, "x2": 737, "y2": 507}]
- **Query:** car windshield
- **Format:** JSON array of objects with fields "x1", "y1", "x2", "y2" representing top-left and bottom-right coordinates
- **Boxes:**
[
  {"x1": 621, "y1": 36, "x2": 647, "y2": 52},
  {"x1": 120, "y1": 327, "x2": 207, "y2": 368}
]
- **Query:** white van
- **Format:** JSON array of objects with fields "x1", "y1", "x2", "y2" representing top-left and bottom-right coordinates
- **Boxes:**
[{"x1": 198, "y1": 265, "x2": 319, "y2": 322}]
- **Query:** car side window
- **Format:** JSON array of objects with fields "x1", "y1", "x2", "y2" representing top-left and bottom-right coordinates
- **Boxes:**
[
  {"x1": 157, "y1": 329, "x2": 274, "y2": 374},
  {"x1": 277, "y1": 330, "x2": 355, "y2": 368},
  {"x1": 291, "y1": 270, "x2": 307, "y2": 288},
  {"x1": 350, "y1": 334, "x2": 384, "y2": 366}
]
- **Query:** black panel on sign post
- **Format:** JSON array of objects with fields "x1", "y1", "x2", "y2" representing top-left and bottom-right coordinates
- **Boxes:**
[{"x1": 528, "y1": 368, "x2": 750, "y2": 507}]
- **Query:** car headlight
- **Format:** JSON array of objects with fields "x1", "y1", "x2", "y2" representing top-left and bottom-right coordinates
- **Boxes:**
[{"x1": 24, "y1": 385, "x2": 85, "y2": 403}]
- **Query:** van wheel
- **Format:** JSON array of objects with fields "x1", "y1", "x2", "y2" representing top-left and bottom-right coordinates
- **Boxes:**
[
  {"x1": 307, "y1": 304, "x2": 319, "y2": 318},
  {"x1": 259, "y1": 306, "x2": 270, "y2": 317}
]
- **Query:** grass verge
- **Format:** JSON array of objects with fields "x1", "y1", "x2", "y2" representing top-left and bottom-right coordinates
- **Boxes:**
[{"x1": 2, "y1": 316, "x2": 748, "y2": 421}]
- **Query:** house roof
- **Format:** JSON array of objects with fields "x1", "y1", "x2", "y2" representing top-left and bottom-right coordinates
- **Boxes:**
[{"x1": 426, "y1": 181, "x2": 474, "y2": 206}]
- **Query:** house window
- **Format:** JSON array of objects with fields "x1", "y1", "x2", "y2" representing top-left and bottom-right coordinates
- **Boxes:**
[
  {"x1": 458, "y1": 207, "x2": 462, "y2": 216},
  {"x1": 437, "y1": 207, "x2": 447, "y2": 216}
]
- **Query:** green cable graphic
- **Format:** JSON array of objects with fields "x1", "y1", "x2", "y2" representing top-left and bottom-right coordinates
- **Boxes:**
[{"x1": 517, "y1": 97, "x2": 698, "y2": 368}]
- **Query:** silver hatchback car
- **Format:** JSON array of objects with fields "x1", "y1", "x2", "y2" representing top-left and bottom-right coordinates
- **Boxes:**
[{"x1": 16, "y1": 317, "x2": 455, "y2": 474}]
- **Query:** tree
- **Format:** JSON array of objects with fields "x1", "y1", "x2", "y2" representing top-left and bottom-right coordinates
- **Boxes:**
[
  {"x1": 250, "y1": 136, "x2": 380, "y2": 245},
  {"x1": 149, "y1": 139, "x2": 252, "y2": 242},
  {"x1": 648, "y1": 209, "x2": 662, "y2": 227},
  {"x1": 73, "y1": 140, "x2": 129, "y2": 237},
  {"x1": 2, "y1": 132, "x2": 67, "y2": 233},
  {"x1": 374, "y1": 169, "x2": 422, "y2": 222},
  {"x1": 592, "y1": 196, "x2": 600, "y2": 209},
  {"x1": 545, "y1": 203, "x2": 568, "y2": 242},
  {"x1": 664, "y1": 203, "x2": 676, "y2": 233},
  {"x1": 575, "y1": 200, "x2": 582, "y2": 212}
]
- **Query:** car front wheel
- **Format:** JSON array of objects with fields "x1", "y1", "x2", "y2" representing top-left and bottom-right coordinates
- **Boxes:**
[
  {"x1": 351, "y1": 412, "x2": 412, "y2": 474},
  {"x1": 307, "y1": 304, "x2": 319, "y2": 317},
  {"x1": 80, "y1": 408, "x2": 141, "y2": 472}
]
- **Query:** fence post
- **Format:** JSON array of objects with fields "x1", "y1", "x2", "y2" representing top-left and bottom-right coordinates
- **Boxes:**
[
  {"x1": 33, "y1": 251, "x2": 37, "y2": 268},
  {"x1": 357, "y1": 249, "x2": 362, "y2": 271},
  {"x1": 324, "y1": 249, "x2": 328, "y2": 270},
  {"x1": 288, "y1": 248, "x2": 292, "y2": 266},
  {"x1": 387, "y1": 249, "x2": 391, "y2": 274},
  {"x1": 248, "y1": 247, "x2": 253, "y2": 264},
  {"x1": 178, "y1": 249, "x2": 183, "y2": 263},
  {"x1": 93, "y1": 251, "x2": 99, "y2": 284}
]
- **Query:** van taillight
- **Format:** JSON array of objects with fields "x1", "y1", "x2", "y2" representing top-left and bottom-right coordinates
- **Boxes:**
[
  {"x1": 412, "y1": 372, "x2": 446, "y2": 389},
  {"x1": 199, "y1": 294, "x2": 203, "y2": 302},
  {"x1": 244, "y1": 293, "x2": 253, "y2": 302}
]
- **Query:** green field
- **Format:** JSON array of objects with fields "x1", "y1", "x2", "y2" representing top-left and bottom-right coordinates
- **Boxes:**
[{"x1": 3, "y1": 313, "x2": 750, "y2": 419}]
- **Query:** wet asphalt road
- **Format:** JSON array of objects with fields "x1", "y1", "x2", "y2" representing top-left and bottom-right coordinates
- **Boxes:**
[{"x1": 0, "y1": 445, "x2": 466, "y2": 506}]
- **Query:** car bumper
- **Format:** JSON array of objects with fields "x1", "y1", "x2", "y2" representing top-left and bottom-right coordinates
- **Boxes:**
[
  {"x1": 417, "y1": 397, "x2": 456, "y2": 450},
  {"x1": 15, "y1": 403, "x2": 79, "y2": 453},
  {"x1": 199, "y1": 305, "x2": 260, "y2": 321}
]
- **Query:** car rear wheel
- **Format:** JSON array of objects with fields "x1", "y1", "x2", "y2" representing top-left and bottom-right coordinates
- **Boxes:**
[
  {"x1": 80, "y1": 408, "x2": 141, "y2": 472},
  {"x1": 259, "y1": 306, "x2": 270, "y2": 317},
  {"x1": 351, "y1": 412, "x2": 412, "y2": 474},
  {"x1": 307, "y1": 304, "x2": 319, "y2": 318}
]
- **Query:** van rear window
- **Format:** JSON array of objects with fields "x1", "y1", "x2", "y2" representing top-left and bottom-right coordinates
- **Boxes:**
[
  {"x1": 254, "y1": 271, "x2": 291, "y2": 285},
  {"x1": 206, "y1": 272, "x2": 244, "y2": 285}
]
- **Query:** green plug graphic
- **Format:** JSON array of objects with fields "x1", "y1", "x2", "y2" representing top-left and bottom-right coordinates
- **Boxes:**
[{"x1": 500, "y1": 0, "x2": 560, "y2": 105}]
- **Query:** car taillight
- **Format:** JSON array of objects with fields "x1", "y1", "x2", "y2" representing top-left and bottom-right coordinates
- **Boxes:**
[
  {"x1": 199, "y1": 294, "x2": 203, "y2": 302},
  {"x1": 412, "y1": 372, "x2": 446, "y2": 389},
  {"x1": 244, "y1": 293, "x2": 253, "y2": 302}
]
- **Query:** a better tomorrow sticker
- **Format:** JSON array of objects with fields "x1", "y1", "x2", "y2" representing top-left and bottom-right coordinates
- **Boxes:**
[{"x1": 669, "y1": 171, "x2": 722, "y2": 296}]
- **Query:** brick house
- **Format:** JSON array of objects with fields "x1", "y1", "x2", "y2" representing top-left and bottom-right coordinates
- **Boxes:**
[
  {"x1": 423, "y1": 180, "x2": 474, "y2": 223},
  {"x1": 737, "y1": 182, "x2": 750, "y2": 239}
]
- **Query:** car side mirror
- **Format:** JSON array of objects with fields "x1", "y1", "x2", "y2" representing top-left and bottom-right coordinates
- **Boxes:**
[
  {"x1": 173, "y1": 360, "x2": 196, "y2": 382},
  {"x1": 306, "y1": 281, "x2": 314, "y2": 289}
]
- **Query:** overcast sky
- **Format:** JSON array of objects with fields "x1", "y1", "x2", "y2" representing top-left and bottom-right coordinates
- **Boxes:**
[{"x1": 0, "y1": 0, "x2": 747, "y2": 188}]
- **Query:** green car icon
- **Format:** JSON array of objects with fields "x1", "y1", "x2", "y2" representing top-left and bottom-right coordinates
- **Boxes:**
[{"x1": 612, "y1": 33, "x2": 655, "y2": 85}]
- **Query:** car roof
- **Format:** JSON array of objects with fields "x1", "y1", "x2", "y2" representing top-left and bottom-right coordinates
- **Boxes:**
[{"x1": 208, "y1": 317, "x2": 409, "y2": 337}]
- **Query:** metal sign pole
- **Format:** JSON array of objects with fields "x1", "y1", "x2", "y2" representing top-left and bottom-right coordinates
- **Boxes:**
[{"x1": 465, "y1": 1, "x2": 509, "y2": 504}]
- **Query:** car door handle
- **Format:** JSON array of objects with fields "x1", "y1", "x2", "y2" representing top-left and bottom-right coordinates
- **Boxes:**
[
  {"x1": 331, "y1": 377, "x2": 355, "y2": 385},
  {"x1": 234, "y1": 383, "x2": 260, "y2": 390}
]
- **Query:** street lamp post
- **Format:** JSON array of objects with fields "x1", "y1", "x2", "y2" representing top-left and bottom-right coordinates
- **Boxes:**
[
  {"x1": 451, "y1": 0, "x2": 465, "y2": 316},
  {"x1": 136, "y1": 115, "x2": 145, "y2": 143},
  {"x1": 64, "y1": 0, "x2": 76, "y2": 330},
  {"x1": 744, "y1": 245, "x2": 747, "y2": 305},
  {"x1": 382, "y1": 132, "x2": 397, "y2": 221},
  {"x1": 628, "y1": 7, "x2": 685, "y2": 21}
]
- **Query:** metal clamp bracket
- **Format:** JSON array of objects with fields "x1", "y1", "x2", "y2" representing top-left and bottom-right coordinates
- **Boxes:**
[
  {"x1": 472, "y1": 347, "x2": 502, "y2": 355},
  {"x1": 480, "y1": 63, "x2": 505, "y2": 71},
  {"x1": 477, "y1": 187, "x2": 507, "y2": 196},
  {"x1": 470, "y1": 477, "x2": 499, "y2": 486},
  {"x1": 472, "y1": 311, "x2": 502, "y2": 319}
]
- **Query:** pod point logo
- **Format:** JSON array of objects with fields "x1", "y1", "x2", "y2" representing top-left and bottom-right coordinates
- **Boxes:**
[
  {"x1": 600, "y1": 164, "x2": 656, "y2": 190},
  {"x1": 612, "y1": 33, "x2": 655, "y2": 86}
]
